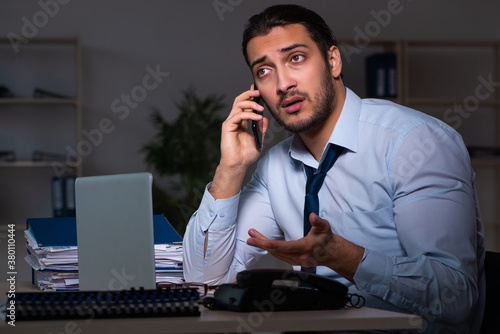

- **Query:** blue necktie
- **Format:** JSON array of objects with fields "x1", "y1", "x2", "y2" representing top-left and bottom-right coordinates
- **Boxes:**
[{"x1": 302, "y1": 144, "x2": 344, "y2": 273}]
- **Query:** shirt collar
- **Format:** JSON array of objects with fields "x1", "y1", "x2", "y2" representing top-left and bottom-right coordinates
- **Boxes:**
[
  {"x1": 330, "y1": 87, "x2": 360, "y2": 153},
  {"x1": 289, "y1": 87, "x2": 361, "y2": 167}
]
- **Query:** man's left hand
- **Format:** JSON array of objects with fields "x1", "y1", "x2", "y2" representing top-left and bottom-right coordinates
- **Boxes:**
[{"x1": 247, "y1": 212, "x2": 364, "y2": 283}]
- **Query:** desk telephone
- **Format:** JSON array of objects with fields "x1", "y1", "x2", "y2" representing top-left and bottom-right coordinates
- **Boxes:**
[{"x1": 204, "y1": 269, "x2": 363, "y2": 312}]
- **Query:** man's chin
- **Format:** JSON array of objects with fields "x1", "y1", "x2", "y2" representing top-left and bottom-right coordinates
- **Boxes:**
[
  {"x1": 270, "y1": 109, "x2": 316, "y2": 133},
  {"x1": 281, "y1": 118, "x2": 317, "y2": 134}
]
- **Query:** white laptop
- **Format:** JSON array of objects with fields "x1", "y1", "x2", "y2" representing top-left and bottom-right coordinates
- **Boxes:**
[{"x1": 75, "y1": 172, "x2": 156, "y2": 291}]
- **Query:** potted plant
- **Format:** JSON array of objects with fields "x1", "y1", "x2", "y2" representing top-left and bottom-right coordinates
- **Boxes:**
[{"x1": 142, "y1": 88, "x2": 225, "y2": 235}]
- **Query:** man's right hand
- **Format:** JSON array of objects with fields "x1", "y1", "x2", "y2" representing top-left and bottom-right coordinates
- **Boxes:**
[{"x1": 209, "y1": 88, "x2": 268, "y2": 200}]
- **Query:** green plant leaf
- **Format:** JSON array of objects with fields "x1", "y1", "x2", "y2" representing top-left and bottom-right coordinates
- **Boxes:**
[{"x1": 141, "y1": 87, "x2": 226, "y2": 234}]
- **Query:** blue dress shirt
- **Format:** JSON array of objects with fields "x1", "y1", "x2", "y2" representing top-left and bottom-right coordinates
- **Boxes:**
[{"x1": 183, "y1": 88, "x2": 485, "y2": 333}]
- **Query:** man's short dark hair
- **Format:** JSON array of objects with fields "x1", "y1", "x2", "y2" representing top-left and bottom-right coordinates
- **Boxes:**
[{"x1": 242, "y1": 4, "x2": 337, "y2": 66}]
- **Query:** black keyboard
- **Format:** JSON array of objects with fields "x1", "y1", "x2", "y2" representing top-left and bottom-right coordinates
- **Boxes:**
[{"x1": 5, "y1": 287, "x2": 200, "y2": 321}]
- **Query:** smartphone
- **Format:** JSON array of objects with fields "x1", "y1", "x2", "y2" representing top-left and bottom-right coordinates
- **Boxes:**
[{"x1": 252, "y1": 83, "x2": 264, "y2": 151}]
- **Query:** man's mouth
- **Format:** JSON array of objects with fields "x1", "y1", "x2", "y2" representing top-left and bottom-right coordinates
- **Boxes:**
[{"x1": 281, "y1": 96, "x2": 305, "y2": 113}]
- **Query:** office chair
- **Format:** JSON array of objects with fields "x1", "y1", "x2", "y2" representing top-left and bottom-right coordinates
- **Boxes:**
[{"x1": 480, "y1": 251, "x2": 500, "y2": 333}]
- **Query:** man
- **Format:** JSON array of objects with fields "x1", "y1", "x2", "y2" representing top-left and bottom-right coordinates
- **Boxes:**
[{"x1": 183, "y1": 4, "x2": 485, "y2": 333}]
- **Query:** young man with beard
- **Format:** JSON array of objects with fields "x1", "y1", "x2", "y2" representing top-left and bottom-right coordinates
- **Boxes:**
[{"x1": 183, "y1": 4, "x2": 485, "y2": 333}]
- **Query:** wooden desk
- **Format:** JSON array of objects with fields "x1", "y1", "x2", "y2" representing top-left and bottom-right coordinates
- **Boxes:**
[{"x1": 1, "y1": 282, "x2": 422, "y2": 333}]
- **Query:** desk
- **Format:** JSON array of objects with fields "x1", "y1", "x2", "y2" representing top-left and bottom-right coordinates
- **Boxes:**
[{"x1": 1, "y1": 282, "x2": 422, "y2": 333}]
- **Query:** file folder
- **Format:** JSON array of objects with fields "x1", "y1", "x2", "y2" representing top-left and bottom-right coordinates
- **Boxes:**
[{"x1": 26, "y1": 214, "x2": 181, "y2": 248}]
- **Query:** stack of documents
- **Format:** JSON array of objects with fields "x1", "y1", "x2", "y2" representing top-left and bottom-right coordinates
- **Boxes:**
[
  {"x1": 154, "y1": 243, "x2": 184, "y2": 284},
  {"x1": 32, "y1": 271, "x2": 79, "y2": 290},
  {"x1": 24, "y1": 215, "x2": 184, "y2": 290}
]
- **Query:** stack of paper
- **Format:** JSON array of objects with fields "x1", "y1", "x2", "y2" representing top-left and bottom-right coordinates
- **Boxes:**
[
  {"x1": 154, "y1": 243, "x2": 184, "y2": 284},
  {"x1": 33, "y1": 271, "x2": 79, "y2": 290},
  {"x1": 25, "y1": 230, "x2": 78, "y2": 271},
  {"x1": 24, "y1": 215, "x2": 184, "y2": 290}
]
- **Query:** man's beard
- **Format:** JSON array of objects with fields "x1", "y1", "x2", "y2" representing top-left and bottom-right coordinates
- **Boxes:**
[{"x1": 266, "y1": 68, "x2": 337, "y2": 134}]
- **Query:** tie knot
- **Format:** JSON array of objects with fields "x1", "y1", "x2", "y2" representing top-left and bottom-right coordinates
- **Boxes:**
[
  {"x1": 304, "y1": 144, "x2": 344, "y2": 179},
  {"x1": 305, "y1": 172, "x2": 328, "y2": 195}
]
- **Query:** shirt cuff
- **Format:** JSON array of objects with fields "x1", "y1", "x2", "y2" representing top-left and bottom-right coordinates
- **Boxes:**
[
  {"x1": 353, "y1": 249, "x2": 393, "y2": 298},
  {"x1": 198, "y1": 182, "x2": 240, "y2": 231}
]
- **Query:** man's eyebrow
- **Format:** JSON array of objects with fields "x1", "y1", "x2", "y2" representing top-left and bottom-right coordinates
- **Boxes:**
[
  {"x1": 250, "y1": 55, "x2": 267, "y2": 71},
  {"x1": 280, "y1": 43, "x2": 309, "y2": 53},
  {"x1": 250, "y1": 43, "x2": 309, "y2": 70}
]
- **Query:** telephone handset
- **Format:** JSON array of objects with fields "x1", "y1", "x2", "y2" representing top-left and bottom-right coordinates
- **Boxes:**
[
  {"x1": 251, "y1": 82, "x2": 264, "y2": 151},
  {"x1": 203, "y1": 269, "x2": 360, "y2": 312}
]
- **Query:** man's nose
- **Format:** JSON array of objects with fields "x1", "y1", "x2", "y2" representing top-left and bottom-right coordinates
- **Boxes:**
[{"x1": 276, "y1": 70, "x2": 297, "y2": 94}]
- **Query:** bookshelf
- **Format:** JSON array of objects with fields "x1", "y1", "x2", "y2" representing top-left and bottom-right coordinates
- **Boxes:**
[
  {"x1": 339, "y1": 40, "x2": 500, "y2": 251},
  {"x1": 0, "y1": 37, "x2": 82, "y2": 224}
]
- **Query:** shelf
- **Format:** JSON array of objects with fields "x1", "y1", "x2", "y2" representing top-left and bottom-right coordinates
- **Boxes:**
[
  {"x1": 339, "y1": 39, "x2": 500, "y2": 251},
  {"x1": 471, "y1": 159, "x2": 500, "y2": 167},
  {"x1": 405, "y1": 40, "x2": 500, "y2": 48},
  {"x1": 0, "y1": 36, "x2": 82, "y2": 179},
  {"x1": 0, "y1": 161, "x2": 78, "y2": 168},
  {"x1": 0, "y1": 37, "x2": 79, "y2": 45},
  {"x1": 407, "y1": 98, "x2": 499, "y2": 107},
  {"x1": 0, "y1": 98, "x2": 78, "y2": 105}
]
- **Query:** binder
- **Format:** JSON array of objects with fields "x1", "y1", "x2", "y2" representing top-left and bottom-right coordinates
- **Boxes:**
[
  {"x1": 6, "y1": 287, "x2": 200, "y2": 321},
  {"x1": 64, "y1": 176, "x2": 76, "y2": 217},
  {"x1": 51, "y1": 177, "x2": 65, "y2": 217},
  {"x1": 385, "y1": 54, "x2": 397, "y2": 98},
  {"x1": 366, "y1": 52, "x2": 397, "y2": 99},
  {"x1": 0, "y1": 150, "x2": 16, "y2": 162},
  {"x1": 51, "y1": 176, "x2": 77, "y2": 217},
  {"x1": 26, "y1": 214, "x2": 182, "y2": 247},
  {"x1": 27, "y1": 216, "x2": 77, "y2": 247}
]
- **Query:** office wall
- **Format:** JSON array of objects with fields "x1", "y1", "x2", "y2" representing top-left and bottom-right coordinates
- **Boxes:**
[{"x1": 0, "y1": 1, "x2": 499, "y2": 223}]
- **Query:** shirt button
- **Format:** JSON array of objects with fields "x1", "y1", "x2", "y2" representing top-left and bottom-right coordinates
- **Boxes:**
[
  {"x1": 219, "y1": 212, "x2": 225, "y2": 218},
  {"x1": 365, "y1": 284, "x2": 371, "y2": 292},
  {"x1": 209, "y1": 211, "x2": 214, "y2": 217},
  {"x1": 320, "y1": 211, "x2": 326, "y2": 218}
]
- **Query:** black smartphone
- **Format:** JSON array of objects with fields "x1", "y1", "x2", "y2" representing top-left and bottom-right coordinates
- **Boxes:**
[{"x1": 252, "y1": 83, "x2": 264, "y2": 151}]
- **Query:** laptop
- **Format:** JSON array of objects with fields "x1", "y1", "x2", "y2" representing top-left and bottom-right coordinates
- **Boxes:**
[{"x1": 75, "y1": 172, "x2": 156, "y2": 291}]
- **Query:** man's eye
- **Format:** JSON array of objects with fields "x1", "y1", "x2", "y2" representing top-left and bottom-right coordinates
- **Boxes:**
[
  {"x1": 257, "y1": 68, "x2": 270, "y2": 77},
  {"x1": 291, "y1": 55, "x2": 305, "y2": 62}
]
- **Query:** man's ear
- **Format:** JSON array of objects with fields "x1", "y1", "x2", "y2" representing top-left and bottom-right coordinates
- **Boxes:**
[{"x1": 328, "y1": 45, "x2": 342, "y2": 79}]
